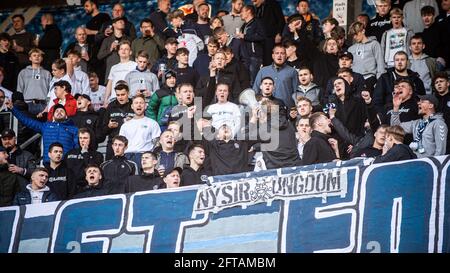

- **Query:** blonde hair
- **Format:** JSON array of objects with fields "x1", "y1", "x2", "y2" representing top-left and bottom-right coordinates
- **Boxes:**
[
  {"x1": 386, "y1": 125, "x2": 405, "y2": 143},
  {"x1": 28, "y1": 48, "x2": 44, "y2": 57}
]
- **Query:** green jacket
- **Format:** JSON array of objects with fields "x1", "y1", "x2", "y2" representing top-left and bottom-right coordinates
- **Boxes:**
[
  {"x1": 146, "y1": 86, "x2": 178, "y2": 125},
  {"x1": 131, "y1": 34, "x2": 165, "y2": 65}
]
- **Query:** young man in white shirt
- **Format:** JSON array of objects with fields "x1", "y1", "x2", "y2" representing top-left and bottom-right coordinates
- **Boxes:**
[
  {"x1": 103, "y1": 40, "x2": 137, "y2": 106},
  {"x1": 119, "y1": 93, "x2": 161, "y2": 166},
  {"x1": 380, "y1": 8, "x2": 414, "y2": 68},
  {"x1": 87, "y1": 72, "x2": 106, "y2": 111},
  {"x1": 67, "y1": 49, "x2": 90, "y2": 95},
  {"x1": 204, "y1": 82, "x2": 241, "y2": 138}
]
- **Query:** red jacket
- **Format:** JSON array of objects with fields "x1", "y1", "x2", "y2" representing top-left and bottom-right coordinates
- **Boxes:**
[{"x1": 47, "y1": 93, "x2": 77, "y2": 121}]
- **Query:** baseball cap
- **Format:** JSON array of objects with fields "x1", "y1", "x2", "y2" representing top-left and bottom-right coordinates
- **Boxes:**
[
  {"x1": 287, "y1": 14, "x2": 303, "y2": 24},
  {"x1": 52, "y1": 104, "x2": 67, "y2": 113},
  {"x1": 163, "y1": 167, "x2": 183, "y2": 177},
  {"x1": 338, "y1": 51, "x2": 353, "y2": 60},
  {"x1": 164, "y1": 70, "x2": 177, "y2": 79},
  {"x1": 74, "y1": 93, "x2": 92, "y2": 101},
  {"x1": 0, "y1": 128, "x2": 15, "y2": 138},
  {"x1": 418, "y1": 94, "x2": 439, "y2": 108},
  {"x1": 112, "y1": 16, "x2": 126, "y2": 24}
]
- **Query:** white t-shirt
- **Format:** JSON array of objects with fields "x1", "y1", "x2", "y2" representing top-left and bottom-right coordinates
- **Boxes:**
[
  {"x1": 0, "y1": 86, "x2": 13, "y2": 100},
  {"x1": 47, "y1": 74, "x2": 76, "y2": 109},
  {"x1": 74, "y1": 66, "x2": 90, "y2": 95},
  {"x1": 87, "y1": 85, "x2": 106, "y2": 111},
  {"x1": 206, "y1": 101, "x2": 241, "y2": 137},
  {"x1": 108, "y1": 61, "x2": 137, "y2": 101},
  {"x1": 119, "y1": 116, "x2": 161, "y2": 153}
]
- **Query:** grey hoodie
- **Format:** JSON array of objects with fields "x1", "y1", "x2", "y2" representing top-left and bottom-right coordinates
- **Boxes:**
[
  {"x1": 292, "y1": 83, "x2": 322, "y2": 106},
  {"x1": 17, "y1": 65, "x2": 52, "y2": 101},
  {"x1": 348, "y1": 36, "x2": 385, "y2": 79},
  {"x1": 391, "y1": 112, "x2": 448, "y2": 158},
  {"x1": 408, "y1": 53, "x2": 437, "y2": 95}
]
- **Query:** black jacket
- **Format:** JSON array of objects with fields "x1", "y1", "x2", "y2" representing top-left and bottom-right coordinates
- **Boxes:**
[
  {"x1": 38, "y1": 24, "x2": 62, "y2": 71},
  {"x1": 260, "y1": 114, "x2": 301, "y2": 169},
  {"x1": 13, "y1": 187, "x2": 59, "y2": 205},
  {"x1": 373, "y1": 143, "x2": 417, "y2": 164},
  {"x1": 0, "y1": 164, "x2": 22, "y2": 207},
  {"x1": 149, "y1": 10, "x2": 170, "y2": 38},
  {"x1": 382, "y1": 97, "x2": 420, "y2": 125},
  {"x1": 100, "y1": 100, "x2": 134, "y2": 140},
  {"x1": 100, "y1": 155, "x2": 138, "y2": 190},
  {"x1": 367, "y1": 14, "x2": 392, "y2": 42},
  {"x1": 302, "y1": 131, "x2": 337, "y2": 165},
  {"x1": 181, "y1": 165, "x2": 210, "y2": 186},
  {"x1": 255, "y1": 0, "x2": 285, "y2": 38},
  {"x1": 72, "y1": 183, "x2": 111, "y2": 199},
  {"x1": 72, "y1": 110, "x2": 99, "y2": 130},
  {"x1": 313, "y1": 53, "x2": 339, "y2": 90},
  {"x1": 7, "y1": 147, "x2": 37, "y2": 179},
  {"x1": 435, "y1": 92, "x2": 450, "y2": 154},
  {"x1": 240, "y1": 18, "x2": 266, "y2": 59},
  {"x1": 373, "y1": 68, "x2": 426, "y2": 114},
  {"x1": 196, "y1": 67, "x2": 242, "y2": 106},
  {"x1": 325, "y1": 72, "x2": 366, "y2": 101},
  {"x1": 202, "y1": 138, "x2": 252, "y2": 176},
  {"x1": 125, "y1": 171, "x2": 163, "y2": 193},
  {"x1": 0, "y1": 51, "x2": 19, "y2": 90},
  {"x1": 65, "y1": 147, "x2": 104, "y2": 197},
  {"x1": 44, "y1": 162, "x2": 70, "y2": 200}
]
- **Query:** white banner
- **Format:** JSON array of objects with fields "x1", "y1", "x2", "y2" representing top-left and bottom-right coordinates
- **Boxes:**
[
  {"x1": 333, "y1": 0, "x2": 348, "y2": 26},
  {"x1": 194, "y1": 168, "x2": 348, "y2": 214}
]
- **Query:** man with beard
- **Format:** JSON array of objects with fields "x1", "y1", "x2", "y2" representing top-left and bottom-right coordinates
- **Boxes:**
[
  {"x1": 302, "y1": 112, "x2": 340, "y2": 165},
  {"x1": 83, "y1": 0, "x2": 110, "y2": 83},
  {"x1": 222, "y1": 0, "x2": 245, "y2": 37},
  {"x1": 119, "y1": 94, "x2": 161, "y2": 167},
  {"x1": 1, "y1": 129, "x2": 36, "y2": 180},
  {"x1": 373, "y1": 51, "x2": 425, "y2": 115},
  {"x1": 253, "y1": 44, "x2": 299, "y2": 109},
  {"x1": 391, "y1": 94, "x2": 447, "y2": 158},
  {"x1": 154, "y1": 130, "x2": 189, "y2": 176},
  {"x1": 7, "y1": 102, "x2": 79, "y2": 164},
  {"x1": 149, "y1": 0, "x2": 172, "y2": 38},
  {"x1": 131, "y1": 19, "x2": 165, "y2": 65}
]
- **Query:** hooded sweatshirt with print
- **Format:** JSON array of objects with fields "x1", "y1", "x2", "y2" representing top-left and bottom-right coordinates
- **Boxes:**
[{"x1": 348, "y1": 36, "x2": 385, "y2": 80}]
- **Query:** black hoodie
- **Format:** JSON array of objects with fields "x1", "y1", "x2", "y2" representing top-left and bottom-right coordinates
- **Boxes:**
[
  {"x1": 373, "y1": 68, "x2": 426, "y2": 114},
  {"x1": 373, "y1": 143, "x2": 417, "y2": 164},
  {"x1": 332, "y1": 77, "x2": 367, "y2": 138}
]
